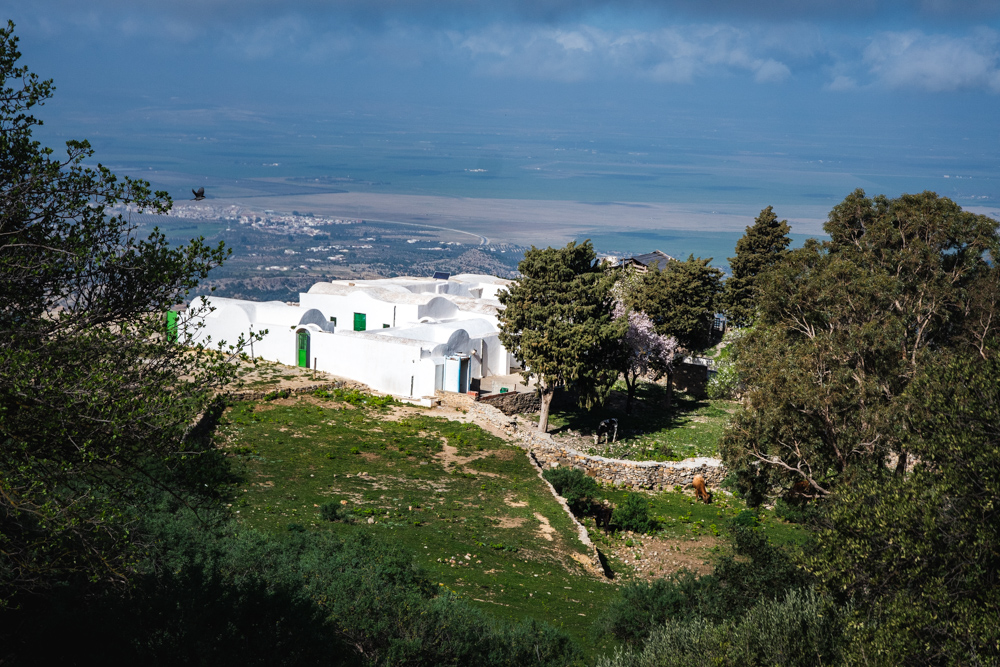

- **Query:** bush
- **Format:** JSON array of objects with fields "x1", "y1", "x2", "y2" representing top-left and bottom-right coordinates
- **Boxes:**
[
  {"x1": 597, "y1": 588, "x2": 847, "y2": 667},
  {"x1": 706, "y1": 330, "x2": 744, "y2": 399},
  {"x1": 542, "y1": 466, "x2": 600, "y2": 514},
  {"x1": 592, "y1": 570, "x2": 720, "y2": 645},
  {"x1": 730, "y1": 509, "x2": 759, "y2": 528},
  {"x1": 0, "y1": 512, "x2": 581, "y2": 666},
  {"x1": 612, "y1": 493, "x2": 653, "y2": 533},
  {"x1": 319, "y1": 502, "x2": 353, "y2": 523},
  {"x1": 774, "y1": 498, "x2": 816, "y2": 524}
]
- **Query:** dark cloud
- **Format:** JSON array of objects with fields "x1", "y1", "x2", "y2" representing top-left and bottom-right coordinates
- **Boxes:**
[{"x1": 16, "y1": 0, "x2": 1000, "y2": 27}]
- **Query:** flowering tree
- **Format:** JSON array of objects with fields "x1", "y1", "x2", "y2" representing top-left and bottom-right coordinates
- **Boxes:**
[{"x1": 615, "y1": 302, "x2": 679, "y2": 414}]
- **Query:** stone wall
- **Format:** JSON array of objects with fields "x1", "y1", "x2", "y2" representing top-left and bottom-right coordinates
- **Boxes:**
[
  {"x1": 673, "y1": 361, "x2": 710, "y2": 399},
  {"x1": 222, "y1": 379, "x2": 369, "y2": 404},
  {"x1": 479, "y1": 390, "x2": 541, "y2": 415},
  {"x1": 469, "y1": 401, "x2": 726, "y2": 492}
]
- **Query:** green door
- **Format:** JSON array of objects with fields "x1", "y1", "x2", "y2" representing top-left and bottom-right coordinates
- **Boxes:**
[
  {"x1": 353, "y1": 312, "x2": 366, "y2": 331},
  {"x1": 297, "y1": 330, "x2": 309, "y2": 367},
  {"x1": 165, "y1": 311, "x2": 178, "y2": 343}
]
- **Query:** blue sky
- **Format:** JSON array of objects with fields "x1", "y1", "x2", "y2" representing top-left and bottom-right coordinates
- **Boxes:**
[{"x1": 4, "y1": 0, "x2": 1000, "y2": 215}]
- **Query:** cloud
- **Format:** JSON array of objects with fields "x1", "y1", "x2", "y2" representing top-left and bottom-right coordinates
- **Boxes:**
[
  {"x1": 826, "y1": 74, "x2": 858, "y2": 90},
  {"x1": 460, "y1": 23, "x2": 795, "y2": 84},
  {"x1": 864, "y1": 28, "x2": 1000, "y2": 91}
]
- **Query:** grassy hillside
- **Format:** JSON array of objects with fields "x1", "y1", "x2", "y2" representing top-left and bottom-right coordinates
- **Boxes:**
[{"x1": 216, "y1": 388, "x2": 805, "y2": 658}]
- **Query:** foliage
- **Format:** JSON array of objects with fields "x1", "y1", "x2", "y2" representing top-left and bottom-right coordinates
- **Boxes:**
[
  {"x1": 0, "y1": 22, "x2": 251, "y2": 603},
  {"x1": 710, "y1": 522, "x2": 810, "y2": 616},
  {"x1": 721, "y1": 190, "x2": 1000, "y2": 499},
  {"x1": 612, "y1": 493, "x2": 654, "y2": 533},
  {"x1": 542, "y1": 466, "x2": 601, "y2": 514},
  {"x1": 614, "y1": 302, "x2": 679, "y2": 414},
  {"x1": 592, "y1": 570, "x2": 720, "y2": 646},
  {"x1": 320, "y1": 502, "x2": 355, "y2": 523},
  {"x1": 627, "y1": 255, "x2": 723, "y2": 353},
  {"x1": 804, "y1": 353, "x2": 1000, "y2": 665},
  {"x1": 722, "y1": 205, "x2": 792, "y2": 328},
  {"x1": 498, "y1": 241, "x2": 622, "y2": 432},
  {"x1": 705, "y1": 328, "x2": 744, "y2": 400},
  {"x1": 596, "y1": 588, "x2": 847, "y2": 667},
  {"x1": 0, "y1": 511, "x2": 582, "y2": 666},
  {"x1": 313, "y1": 387, "x2": 396, "y2": 407}
]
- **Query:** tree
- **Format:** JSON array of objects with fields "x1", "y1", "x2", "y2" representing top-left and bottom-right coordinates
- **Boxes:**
[
  {"x1": 805, "y1": 353, "x2": 1000, "y2": 665},
  {"x1": 0, "y1": 22, "x2": 246, "y2": 602},
  {"x1": 720, "y1": 190, "x2": 1000, "y2": 500},
  {"x1": 629, "y1": 255, "x2": 723, "y2": 353},
  {"x1": 498, "y1": 241, "x2": 621, "y2": 433},
  {"x1": 614, "y1": 302, "x2": 678, "y2": 414},
  {"x1": 723, "y1": 205, "x2": 791, "y2": 328}
]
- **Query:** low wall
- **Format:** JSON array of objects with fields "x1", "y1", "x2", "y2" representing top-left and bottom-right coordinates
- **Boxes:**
[
  {"x1": 480, "y1": 390, "x2": 541, "y2": 415},
  {"x1": 673, "y1": 362, "x2": 710, "y2": 399},
  {"x1": 222, "y1": 379, "x2": 368, "y2": 403},
  {"x1": 469, "y1": 401, "x2": 726, "y2": 491}
]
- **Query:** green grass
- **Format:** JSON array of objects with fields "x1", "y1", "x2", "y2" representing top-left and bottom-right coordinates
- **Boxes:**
[
  {"x1": 537, "y1": 383, "x2": 738, "y2": 461},
  {"x1": 219, "y1": 394, "x2": 620, "y2": 657},
  {"x1": 216, "y1": 390, "x2": 808, "y2": 658},
  {"x1": 594, "y1": 485, "x2": 809, "y2": 547}
]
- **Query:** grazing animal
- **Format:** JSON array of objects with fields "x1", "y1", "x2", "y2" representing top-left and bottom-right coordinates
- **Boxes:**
[
  {"x1": 692, "y1": 474, "x2": 712, "y2": 503},
  {"x1": 191, "y1": 187, "x2": 206, "y2": 201},
  {"x1": 594, "y1": 418, "x2": 618, "y2": 445}
]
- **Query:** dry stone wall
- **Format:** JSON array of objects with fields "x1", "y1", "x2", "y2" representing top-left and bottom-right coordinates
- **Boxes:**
[
  {"x1": 479, "y1": 390, "x2": 541, "y2": 415},
  {"x1": 469, "y1": 400, "x2": 726, "y2": 491},
  {"x1": 222, "y1": 380, "x2": 369, "y2": 403}
]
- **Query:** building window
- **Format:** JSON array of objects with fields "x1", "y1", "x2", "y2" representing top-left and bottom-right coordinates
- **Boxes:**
[{"x1": 329, "y1": 316, "x2": 337, "y2": 325}]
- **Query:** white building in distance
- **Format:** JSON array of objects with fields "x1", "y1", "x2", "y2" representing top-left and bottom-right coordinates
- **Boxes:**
[{"x1": 195, "y1": 274, "x2": 515, "y2": 398}]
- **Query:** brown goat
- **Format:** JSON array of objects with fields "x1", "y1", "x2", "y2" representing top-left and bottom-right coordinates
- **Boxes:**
[{"x1": 692, "y1": 474, "x2": 712, "y2": 503}]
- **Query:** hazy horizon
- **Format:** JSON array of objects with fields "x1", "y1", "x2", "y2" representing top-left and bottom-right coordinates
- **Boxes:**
[{"x1": 5, "y1": 0, "x2": 999, "y2": 259}]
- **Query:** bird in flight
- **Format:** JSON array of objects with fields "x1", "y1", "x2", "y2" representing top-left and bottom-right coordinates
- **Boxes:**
[{"x1": 192, "y1": 187, "x2": 206, "y2": 201}]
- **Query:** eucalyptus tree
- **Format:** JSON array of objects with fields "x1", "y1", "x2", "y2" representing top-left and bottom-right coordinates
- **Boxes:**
[{"x1": 720, "y1": 189, "x2": 1000, "y2": 501}]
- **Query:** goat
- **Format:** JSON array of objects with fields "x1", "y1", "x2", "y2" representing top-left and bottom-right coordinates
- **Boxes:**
[
  {"x1": 594, "y1": 418, "x2": 618, "y2": 445},
  {"x1": 692, "y1": 474, "x2": 712, "y2": 504}
]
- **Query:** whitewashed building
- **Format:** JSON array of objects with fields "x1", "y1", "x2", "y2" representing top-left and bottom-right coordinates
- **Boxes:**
[{"x1": 195, "y1": 274, "x2": 516, "y2": 398}]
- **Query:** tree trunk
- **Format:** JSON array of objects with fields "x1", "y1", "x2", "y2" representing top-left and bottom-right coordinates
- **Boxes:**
[
  {"x1": 895, "y1": 449, "x2": 908, "y2": 477},
  {"x1": 625, "y1": 373, "x2": 636, "y2": 415},
  {"x1": 538, "y1": 383, "x2": 555, "y2": 433}
]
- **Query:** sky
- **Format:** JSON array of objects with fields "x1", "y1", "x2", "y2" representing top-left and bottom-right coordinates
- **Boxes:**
[{"x1": 3, "y1": 0, "x2": 1000, "y2": 222}]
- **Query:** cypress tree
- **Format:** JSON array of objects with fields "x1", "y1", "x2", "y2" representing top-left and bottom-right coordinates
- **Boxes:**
[{"x1": 724, "y1": 206, "x2": 791, "y2": 327}]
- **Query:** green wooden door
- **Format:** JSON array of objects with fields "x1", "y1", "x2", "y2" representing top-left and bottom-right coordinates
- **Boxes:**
[
  {"x1": 297, "y1": 330, "x2": 309, "y2": 367},
  {"x1": 353, "y1": 312, "x2": 366, "y2": 331},
  {"x1": 165, "y1": 311, "x2": 178, "y2": 343}
]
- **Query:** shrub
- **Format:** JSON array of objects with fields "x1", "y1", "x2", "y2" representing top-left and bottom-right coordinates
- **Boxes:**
[
  {"x1": 730, "y1": 509, "x2": 759, "y2": 528},
  {"x1": 774, "y1": 498, "x2": 815, "y2": 524},
  {"x1": 542, "y1": 466, "x2": 600, "y2": 514},
  {"x1": 319, "y1": 502, "x2": 353, "y2": 523},
  {"x1": 597, "y1": 589, "x2": 847, "y2": 667},
  {"x1": 592, "y1": 570, "x2": 720, "y2": 645},
  {"x1": 612, "y1": 493, "x2": 653, "y2": 533}
]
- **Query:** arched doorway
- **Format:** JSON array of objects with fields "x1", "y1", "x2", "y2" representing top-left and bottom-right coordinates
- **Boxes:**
[{"x1": 296, "y1": 329, "x2": 310, "y2": 368}]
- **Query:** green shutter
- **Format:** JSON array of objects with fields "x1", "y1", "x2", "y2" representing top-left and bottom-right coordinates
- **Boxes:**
[{"x1": 353, "y1": 312, "x2": 366, "y2": 331}]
